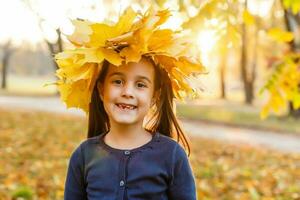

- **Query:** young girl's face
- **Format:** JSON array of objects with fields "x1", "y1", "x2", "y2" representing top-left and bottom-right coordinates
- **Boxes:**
[{"x1": 98, "y1": 58, "x2": 156, "y2": 126}]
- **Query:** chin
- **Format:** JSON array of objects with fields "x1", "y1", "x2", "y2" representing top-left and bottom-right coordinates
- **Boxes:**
[{"x1": 113, "y1": 119, "x2": 139, "y2": 125}]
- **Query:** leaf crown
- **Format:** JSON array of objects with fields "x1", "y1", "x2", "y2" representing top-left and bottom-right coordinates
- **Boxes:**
[{"x1": 50, "y1": 6, "x2": 208, "y2": 114}]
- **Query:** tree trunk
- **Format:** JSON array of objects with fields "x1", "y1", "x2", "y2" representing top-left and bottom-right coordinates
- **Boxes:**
[
  {"x1": 240, "y1": 0, "x2": 254, "y2": 104},
  {"x1": 1, "y1": 57, "x2": 8, "y2": 89},
  {"x1": 220, "y1": 54, "x2": 226, "y2": 99},
  {"x1": 249, "y1": 8, "x2": 259, "y2": 103},
  {"x1": 1, "y1": 44, "x2": 13, "y2": 90},
  {"x1": 45, "y1": 28, "x2": 63, "y2": 95}
]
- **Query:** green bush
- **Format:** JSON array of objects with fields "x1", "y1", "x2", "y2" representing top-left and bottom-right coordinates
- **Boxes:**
[{"x1": 11, "y1": 186, "x2": 34, "y2": 200}]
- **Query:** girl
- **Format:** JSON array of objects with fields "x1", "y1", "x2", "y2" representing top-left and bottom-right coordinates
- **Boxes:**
[{"x1": 53, "y1": 6, "x2": 206, "y2": 200}]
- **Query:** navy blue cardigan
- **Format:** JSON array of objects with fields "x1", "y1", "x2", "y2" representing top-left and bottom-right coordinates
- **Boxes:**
[{"x1": 64, "y1": 131, "x2": 197, "y2": 200}]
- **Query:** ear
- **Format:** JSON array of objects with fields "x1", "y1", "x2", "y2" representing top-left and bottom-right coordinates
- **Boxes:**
[{"x1": 97, "y1": 82, "x2": 104, "y2": 101}]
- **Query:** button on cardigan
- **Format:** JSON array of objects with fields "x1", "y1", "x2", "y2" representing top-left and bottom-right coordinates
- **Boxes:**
[{"x1": 64, "y1": 131, "x2": 197, "y2": 200}]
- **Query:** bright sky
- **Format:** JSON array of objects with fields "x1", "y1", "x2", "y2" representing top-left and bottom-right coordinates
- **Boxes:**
[
  {"x1": 0, "y1": 0, "x2": 184, "y2": 46},
  {"x1": 248, "y1": 0, "x2": 275, "y2": 17},
  {"x1": 0, "y1": 0, "x2": 111, "y2": 45},
  {"x1": 0, "y1": 0, "x2": 41, "y2": 45},
  {"x1": 0, "y1": 0, "x2": 274, "y2": 47},
  {"x1": 0, "y1": 0, "x2": 275, "y2": 98}
]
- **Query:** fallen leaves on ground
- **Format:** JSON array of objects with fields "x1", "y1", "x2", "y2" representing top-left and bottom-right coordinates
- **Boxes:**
[
  {"x1": 0, "y1": 108, "x2": 299, "y2": 199},
  {"x1": 0, "y1": 108, "x2": 86, "y2": 200},
  {"x1": 189, "y1": 137, "x2": 300, "y2": 199}
]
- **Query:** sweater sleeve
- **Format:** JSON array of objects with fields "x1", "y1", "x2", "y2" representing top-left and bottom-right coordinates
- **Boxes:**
[
  {"x1": 167, "y1": 144, "x2": 197, "y2": 200},
  {"x1": 64, "y1": 144, "x2": 87, "y2": 200}
]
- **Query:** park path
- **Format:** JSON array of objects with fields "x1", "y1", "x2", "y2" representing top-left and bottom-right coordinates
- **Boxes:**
[{"x1": 0, "y1": 95, "x2": 299, "y2": 154}]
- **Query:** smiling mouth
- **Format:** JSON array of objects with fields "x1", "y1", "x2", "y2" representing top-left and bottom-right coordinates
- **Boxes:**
[{"x1": 115, "y1": 103, "x2": 137, "y2": 110}]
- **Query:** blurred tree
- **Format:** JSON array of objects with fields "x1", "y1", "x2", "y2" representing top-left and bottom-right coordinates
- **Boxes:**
[
  {"x1": 182, "y1": 0, "x2": 240, "y2": 99},
  {"x1": 1, "y1": 40, "x2": 15, "y2": 89},
  {"x1": 240, "y1": 0, "x2": 257, "y2": 105},
  {"x1": 22, "y1": 0, "x2": 63, "y2": 72},
  {"x1": 21, "y1": 0, "x2": 64, "y2": 95},
  {"x1": 259, "y1": 0, "x2": 300, "y2": 119},
  {"x1": 281, "y1": 0, "x2": 300, "y2": 117},
  {"x1": 243, "y1": 5, "x2": 261, "y2": 105}
]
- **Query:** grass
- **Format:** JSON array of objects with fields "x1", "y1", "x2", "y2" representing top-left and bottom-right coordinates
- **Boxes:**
[
  {"x1": 1, "y1": 74, "x2": 299, "y2": 134},
  {"x1": 177, "y1": 103, "x2": 300, "y2": 135},
  {"x1": 0, "y1": 74, "x2": 57, "y2": 96},
  {"x1": 0, "y1": 108, "x2": 299, "y2": 199}
]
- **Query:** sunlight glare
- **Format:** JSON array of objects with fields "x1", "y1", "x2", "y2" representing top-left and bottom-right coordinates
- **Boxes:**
[
  {"x1": 248, "y1": 0, "x2": 274, "y2": 17},
  {"x1": 0, "y1": 0, "x2": 43, "y2": 45},
  {"x1": 197, "y1": 30, "x2": 217, "y2": 53},
  {"x1": 197, "y1": 29, "x2": 217, "y2": 66}
]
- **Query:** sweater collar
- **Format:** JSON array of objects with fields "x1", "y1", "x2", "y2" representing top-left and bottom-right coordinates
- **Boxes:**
[{"x1": 97, "y1": 131, "x2": 160, "y2": 154}]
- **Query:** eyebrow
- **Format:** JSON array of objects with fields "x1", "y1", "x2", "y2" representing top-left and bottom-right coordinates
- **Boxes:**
[{"x1": 108, "y1": 72, "x2": 152, "y2": 84}]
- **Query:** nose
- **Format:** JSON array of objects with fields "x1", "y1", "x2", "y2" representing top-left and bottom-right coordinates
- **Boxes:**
[{"x1": 121, "y1": 82, "x2": 134, "y2": 98}]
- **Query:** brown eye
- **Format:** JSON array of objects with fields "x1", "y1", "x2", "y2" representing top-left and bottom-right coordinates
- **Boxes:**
[
  {"x1": 137, "y1": 82, "x2": 147, "y2": 88},
  {"x1": 112, "y1": 79, "x2": 122, "y2": 85}
]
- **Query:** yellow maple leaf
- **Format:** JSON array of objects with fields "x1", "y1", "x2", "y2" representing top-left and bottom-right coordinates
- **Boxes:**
[
  {"x1": 157, "y1": 32, "x2": 194, "y2": 58},
  {"x1": 51, "y1": 6, "x2": 208, "y2": 114},
  {"x1": 101, "y1": 48, "x2": 123, "y2": 66},
  {"x1": 69, "y1": 7, "x2": 137, "y2": 48},
  {"x1": 120, "y1": 45, "x2": 141, "y2": 63},
  {"x1": 67, "y1": 19, "x2": 93, "y2": 47},
  {"x1": 243, "y1": 10, "x2": 255, "y2": 26},
  {"x1": 55, "y1": 48, "x2": 104, "y2": 68},
  {"x1": 267, "y1": 28, "x2": 294, "y2": 43},
  {"x1": 175, "y1": 57, "x2": 207, "y2": 76},
  {"x1": 153, "y1": 54, "x2": 175, "y2": 72},
  {"x1": 154, "y1": 8, "x2": 172, "y2": 27},
  {"x1": 57, "y1": 63, "x2": 101, "y2": 114},
  {"x1": 148, "y1": 29, "x2": 174, "y2": 52}
]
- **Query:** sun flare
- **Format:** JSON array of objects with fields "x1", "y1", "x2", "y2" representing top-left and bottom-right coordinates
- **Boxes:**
[
  {"x1": 197, "y1": 29, "x2": 217, "y2": 53},
  {"x1": 196, "y1": 29, "x2": 218, "y2": 66}
]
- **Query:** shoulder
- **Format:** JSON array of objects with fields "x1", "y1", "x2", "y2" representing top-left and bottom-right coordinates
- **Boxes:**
[
  {"x1": 157, "y1": 132, "x2": 177, "y2": 146},
  {"x1": 69, "y1": 135, "x2": 102, "y2": 161},
  {"x1": 71, "y1": 135, "x2": 99, "y2": 151},
  {"x1": 156, "y1": 132, "x2": 188, "y2": 160},
  {"x1": 79, "y1": 135, "x2": 101, "y2": 149}
]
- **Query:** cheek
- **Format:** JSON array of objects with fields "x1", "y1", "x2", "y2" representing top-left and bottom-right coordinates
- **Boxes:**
[
  {"x1": 138, "y1": 91, "x2": 153, "y2": 106},
  {"x1": 103, "y1": 84, "x2": 119, "y2": 100}
]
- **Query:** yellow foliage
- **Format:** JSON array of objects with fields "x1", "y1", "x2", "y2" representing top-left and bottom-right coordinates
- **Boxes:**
[
  {"x1": 259, "y1": 53, "x2": 300, "y2": 119},
  {"x1": 46, "y1": 6, "x2": 207, "y2": 114},
  {"x1": 243, "y1": 10, "x2": 255, "y2": 26},
  {"x1": 267, "y1": 28, "x2": 294, "y2": 43},
  {"x1": 283, "y1": 0, "x2": 300, "y2": 14},
  {"x1": 1, "y1": 109, "x2": 300, "y2": 199}
]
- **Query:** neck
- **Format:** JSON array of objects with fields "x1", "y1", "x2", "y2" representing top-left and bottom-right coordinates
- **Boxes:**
[{"x1": 107, "y1": 119, "x2": 151, "y2": 144}]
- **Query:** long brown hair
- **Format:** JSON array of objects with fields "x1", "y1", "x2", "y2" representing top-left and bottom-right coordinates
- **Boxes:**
[{"x1": 87, "y1": 56, "x2": 192, "y2": 156}]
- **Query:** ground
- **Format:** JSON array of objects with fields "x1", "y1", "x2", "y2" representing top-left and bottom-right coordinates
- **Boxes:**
[{"x1": 0, "y1": 108, "x2": 299, "y2": 200}]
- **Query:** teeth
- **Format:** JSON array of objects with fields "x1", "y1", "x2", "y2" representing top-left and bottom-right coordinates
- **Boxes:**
[{"x1": 117, "y1": 104, "x2": 136, "y2": 110}]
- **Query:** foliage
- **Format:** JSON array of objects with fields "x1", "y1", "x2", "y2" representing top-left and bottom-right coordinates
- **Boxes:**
[
  {"x1": 260, "y1": 0, "x2": 300, "y2": 119},
  {"x1": 182, "y1": 0, "x2": 241, "y2": 53},
  {"x1": 259, "y1": 53, "x2": 300, "y2": 119},
  {"x1": 283, "y1": 0, "x2": 300, "y2": 14},
  {"x1": 190, "y1": 136, "x2": 300, "y2": 199},
  {"x1": 267, "y1": 28, "x2": 294, "y2": 43},
  {"x1": 243, "y1": 10, "x2": 255, "y2": 26},
  {"x1": 11, "y1": 186, "x2": 34, "y2": 200},
  {"x1": 0, "y1": 108, "x2": 299, "y2": 199},
  {"x1": 48, "y1": 7, "x2": 207, "y2": 114},
  {"x1": 0, "y1": 108, "x2": 87, "y2": 200}
]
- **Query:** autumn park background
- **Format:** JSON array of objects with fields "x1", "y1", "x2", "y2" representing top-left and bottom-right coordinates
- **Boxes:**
[{"x1": 0, "y1": 0, "x2": 300, "y2": 199}]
